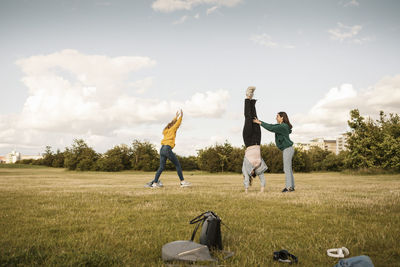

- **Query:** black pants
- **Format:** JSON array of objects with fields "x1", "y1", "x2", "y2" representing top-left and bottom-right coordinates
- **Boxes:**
[{"x1": 243, "y1": 99, "x2": 261, "y2": 147}]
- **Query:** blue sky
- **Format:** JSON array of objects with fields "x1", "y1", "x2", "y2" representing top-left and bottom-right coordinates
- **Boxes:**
[{"x1": 1, "y1": 0, "x2": 400, "y2": 156}]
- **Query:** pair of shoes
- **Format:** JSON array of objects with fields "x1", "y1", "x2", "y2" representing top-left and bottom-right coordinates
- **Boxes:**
[
  {"x1": 282, "y1": 187, "x2": 295, "y2": 193},
  {"x1": 246, "y1": 86, "x2": 256, "y2": 99},
  {"x1": 180, "y1": 181, "x2": 191, "y2": 187}
]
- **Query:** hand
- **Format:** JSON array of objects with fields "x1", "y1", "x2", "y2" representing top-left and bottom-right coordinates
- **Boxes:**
[
  {"x1": 253, "y1": 118, "x2": 261, "y2": 125},
  {"x1": 180, "y1": 109, "x2": 183, "y2": 117}
]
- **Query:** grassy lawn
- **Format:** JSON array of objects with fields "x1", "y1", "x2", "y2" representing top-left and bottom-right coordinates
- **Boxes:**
[{"x1": 0, "y1": 167, "x2": 399, "y2": 266}]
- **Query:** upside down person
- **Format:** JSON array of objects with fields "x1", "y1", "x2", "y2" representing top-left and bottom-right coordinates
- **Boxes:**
[{"x1": 242, "y1": 86, "x2": 268, "y2": 193}]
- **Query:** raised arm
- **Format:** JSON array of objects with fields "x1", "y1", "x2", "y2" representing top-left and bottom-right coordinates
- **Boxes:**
[{"x1": 171, "y1": 110, "x2": 183, "y2": 130}]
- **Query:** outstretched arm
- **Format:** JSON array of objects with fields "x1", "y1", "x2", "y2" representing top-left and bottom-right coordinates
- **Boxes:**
[
  {"x1": 253, "y1": 118, "x2": 261, "y2": 125},
  {"x1": 254, "y1": 118, "x2": 288, "y2": 134},
  {"x1": 171, "y1": 110, "x2": 183, "y2": 130},
  {"x1": 260, "y1": 121, "x2": 288, "y2": 134}
]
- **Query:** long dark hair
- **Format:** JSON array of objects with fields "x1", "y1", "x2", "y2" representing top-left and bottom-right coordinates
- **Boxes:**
[{"x1": 278, "y1": 112, "x2": 293, "y2": 129}]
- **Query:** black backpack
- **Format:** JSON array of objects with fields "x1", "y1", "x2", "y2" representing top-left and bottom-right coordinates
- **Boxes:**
[{"x1": 190, "y1": 211, "x2": 223, "y2": 250}]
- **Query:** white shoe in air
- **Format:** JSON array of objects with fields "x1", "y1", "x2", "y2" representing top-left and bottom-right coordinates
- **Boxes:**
[{"x1": 246, "y1": 86, "x2": 256, "y2": 98}]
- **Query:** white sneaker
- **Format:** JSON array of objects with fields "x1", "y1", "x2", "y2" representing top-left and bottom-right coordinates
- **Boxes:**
[
  {"x1": 151, "y1": 182, "x2": 163, "y2": 188},
  {"x1": 144, "y1": 181, "x2": 153, "y2": 188},
  {"x1": 180, "y1": 181, "x2": 191, "y2": 187},
  {"x1": 246, "y1": 86, "x2": 256, "y2": 99}
]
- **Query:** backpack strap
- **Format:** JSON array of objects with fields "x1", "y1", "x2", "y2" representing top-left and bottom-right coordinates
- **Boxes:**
[
  {"x1": 189, "y1": 211, "x2": 208, "y2": 224},
  {"x1": 189, "y1": 211, "x2": 226, "y2": 242},
  {"x1": 190, "y1": 219, "x2": 205, "y2": 241},
  {"x1": 189, "y1": 212, "x2": 208, "y2": 241}
]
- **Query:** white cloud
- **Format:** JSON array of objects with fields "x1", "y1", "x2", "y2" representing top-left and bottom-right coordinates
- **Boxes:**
[
  {"x1": 184, "y1": 90, "x2": 230, "y2": 117},
  {"x1": 292, "y1": 74, "x2": 400, "y2": 142},
  {"x1": 351, "y1": 36, "x2": 374, "y2": 44},
  {"x1": 328, "y1": 22, "x2": 370, "y2": 44},
  {"x1": 0, "y1": 49, "x2": 230, "y2": 155},
  {"x1": 129, "y1": 77, "x2": 154, "y2": 94},
  {"x1": 173, "y1": 15, "x2": 188, "y2": 24},
  {"x1": 206, "y1": 6, "x2": 218, "y2": 15},
  {"x1": 250, "y1": 33, "x2": 295, "y2": 49},
  {"x1": 250, "y1": 34, "x2": 278, "y2": 48},
  {"x1": 341, "y1": 0, "x2": 360, "y2": 7},
  {"x1": 152, "y1": 0, "x2": 241, "y2": 13}
]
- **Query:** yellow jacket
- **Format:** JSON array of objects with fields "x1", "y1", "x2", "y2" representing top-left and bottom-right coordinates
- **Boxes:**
[{"x1": 161, "y1": 115, "x2": 182, "y2": 149}]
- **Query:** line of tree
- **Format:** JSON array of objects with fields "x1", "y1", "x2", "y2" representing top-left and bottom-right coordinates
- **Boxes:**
[{"x1": 18, "y1": 109, "x2": 399, "y2": 173}]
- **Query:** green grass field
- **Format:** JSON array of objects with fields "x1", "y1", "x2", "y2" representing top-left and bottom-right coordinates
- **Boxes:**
[{"x1": 0, "y1": 167, "x2": 399, "y2": 266}]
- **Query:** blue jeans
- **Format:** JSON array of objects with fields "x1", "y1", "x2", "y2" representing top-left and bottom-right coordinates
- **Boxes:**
[
  {"x1": 283, "y1": 146, "x2": 295, "y2": 188},
  {"x1": 334, "y1": 255, "x2": 374, "y2": 267},
  {"x1": 153, "y1": 145, "x2": 184, "y2": 183}
]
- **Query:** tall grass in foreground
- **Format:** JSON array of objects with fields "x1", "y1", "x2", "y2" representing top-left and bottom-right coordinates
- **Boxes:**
[{"x1": 0, "y1": 167, "x2": 399, "y2": 266}]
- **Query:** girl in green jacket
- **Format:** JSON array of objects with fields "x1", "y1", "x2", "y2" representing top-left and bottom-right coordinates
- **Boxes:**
[{"x1": 254, "y1": 112, "x2": 295, "y2": 192}]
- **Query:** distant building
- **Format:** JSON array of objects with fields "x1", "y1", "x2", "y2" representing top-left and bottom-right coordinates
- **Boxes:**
[
  {"x1": 21, "y1": 155, "x2": 43, "y2": 161},
  {"x1": 324, "y1": 140, "x2": 337, "y2": 154},
  {"x1": 309, "y1": 138, "x2": 337, "y2": 154},
  {"x1": 336, "y1": 133, "x2": 348, "y2": 154},
  {"x1": 297, "y1": 134, "x2": 348, "y2": 155},
  {"x1": 294, "y1": 143, "x2": 311, "y2": 151},
  {"x1": 310, "y1": 138, "x2": 325, "y2": 150},
  {"x1": 1, "y1": 152, "x2": 43, "y2": 163},
  {"x1": 6, "y1": 150, "x2": 21, "y2": 163}
]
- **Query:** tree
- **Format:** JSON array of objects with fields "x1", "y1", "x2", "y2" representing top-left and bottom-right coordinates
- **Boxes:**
[
  {"x1": 197, "y1": 146, "x2": 221, "y2": 173},
  {"x1": 177, "y1": 156, "x2": 198, "y2": 171},
  {"x1": 130, "y1": 140, "x2": 159, "y2": 171},
  {"x1": 293, "y1": 147, "x2": 312, "y2": 172},
  {"x1": 261, "y1": 143, "x2": 283, "y2": 173},
  {"x1": 64, "y1": 139, "x2": 99, "y2": 171},
  {"x1": 377, "y1": 112, "x2": 400, "y2": 171},
  {"x1": 197, "y1": 141, "x2": 236, "y2": 172},
  {"x1": 308, "y1": 146, "x2": 331, "y2": 171},
  {"x1": 345, "y1": 109, "x2": 400, "y2": 171},
  {"x1": 226, "y1": 147, "x2": 245, "y2": 173},
  {"x1": 42, "y1": 146, "x2": 54, "y2": 167},
  {"x1": 321, "y1": 151, "x2": 346, "y2": 172},
  {"x1": 52, "y1": 149, "x2": 65, "y2": 168},
  {"x1": 94, "y1": 155, "x2": 124, "y2": 172},
  {"x1": 102, "y1": 144, "x2": 132, "y2": 170}
]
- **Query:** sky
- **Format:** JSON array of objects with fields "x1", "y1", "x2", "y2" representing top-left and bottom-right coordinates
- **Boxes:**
[{"x1": 1, "y1": 0, "x2": 400, "y2": 156}]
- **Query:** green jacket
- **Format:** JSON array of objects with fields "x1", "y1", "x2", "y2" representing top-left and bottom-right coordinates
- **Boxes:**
[{"x1": 260, "y1": 122, "x2": 293, "y2": 151}]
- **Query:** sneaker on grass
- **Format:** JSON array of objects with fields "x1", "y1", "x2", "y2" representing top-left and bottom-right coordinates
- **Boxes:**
[
  {"x1": 151, "y1": 182, "x2": 163, "y2": 188},
  {"x1": 144, "y1": 181, "x2": 153, "y2": 188},
  {"x1": 282, "y1": 187, "x2": 295, "y2": 193},
  {"x1": 180, "y1": 181, "x2": 191, "y2": 187}
]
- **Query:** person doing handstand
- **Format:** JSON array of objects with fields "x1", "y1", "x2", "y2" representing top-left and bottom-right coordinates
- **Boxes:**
[{"x1": 242, "y1": 86, "x2": 268, "y2": 193}]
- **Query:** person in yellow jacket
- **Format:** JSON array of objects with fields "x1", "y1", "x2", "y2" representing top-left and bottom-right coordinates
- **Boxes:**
[{"x1": 145, "y1": 110, "x2": 191, "y2": 188}]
